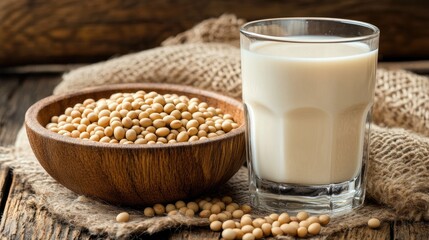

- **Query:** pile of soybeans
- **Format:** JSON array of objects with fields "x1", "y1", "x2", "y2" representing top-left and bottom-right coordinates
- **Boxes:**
[
  {"x1": 115, "y1": 196, "x2": 332, "y2": 239},
  {"x1": 46, "y1": 90, "x2": 239, "y2": 144}
]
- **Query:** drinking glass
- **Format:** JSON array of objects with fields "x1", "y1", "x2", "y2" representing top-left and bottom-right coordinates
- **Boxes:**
[{"x1": 240, "y1": 18, "x2": 379, "y2": 214}]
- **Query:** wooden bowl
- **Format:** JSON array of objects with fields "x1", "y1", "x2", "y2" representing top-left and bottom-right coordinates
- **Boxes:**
[{"x1": 25, "y1": 83, "x2": 245, "y2": 206}]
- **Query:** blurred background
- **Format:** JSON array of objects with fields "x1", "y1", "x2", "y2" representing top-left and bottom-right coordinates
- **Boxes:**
[{"x1": 0, "y1": 0, "x2": 428, "y2": 67}]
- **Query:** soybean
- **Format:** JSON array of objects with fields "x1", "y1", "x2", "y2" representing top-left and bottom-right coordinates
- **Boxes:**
[
  {"x1": 116, "y1": 212, "x2": 130, "y2": 222},
  {"x1": 368, "y1": 218, "x2": 381, "y2": 229}
]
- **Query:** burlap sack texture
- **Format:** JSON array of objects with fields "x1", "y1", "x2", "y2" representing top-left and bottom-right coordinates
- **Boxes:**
[{"x1": 0, "y1": 14, "x2": 427, "y2": 238}]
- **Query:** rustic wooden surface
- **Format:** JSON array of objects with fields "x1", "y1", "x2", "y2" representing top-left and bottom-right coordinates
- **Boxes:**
[
  {"x1": 1, "y1": 0, "x2": 429, "y2": 66},
  {"x1": 0, "y1": 62, "x2": 428, "y2": 239}
]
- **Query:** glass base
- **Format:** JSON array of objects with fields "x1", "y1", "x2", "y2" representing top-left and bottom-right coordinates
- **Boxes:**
[{"x1": 249, "y1": 175, "x2": 365, "y2": 216}]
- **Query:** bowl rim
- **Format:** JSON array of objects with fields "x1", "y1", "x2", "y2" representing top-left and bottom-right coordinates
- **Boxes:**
[{"x1": 25, "y1": 83, "x2": 245, "y2": 149}]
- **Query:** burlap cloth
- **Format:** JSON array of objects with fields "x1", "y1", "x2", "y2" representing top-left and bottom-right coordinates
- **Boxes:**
[{"x1": 1, "y1": 14, "x2": 428, "y2": 238}]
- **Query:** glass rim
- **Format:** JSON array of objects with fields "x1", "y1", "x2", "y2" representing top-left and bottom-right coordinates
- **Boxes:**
[{"x1": 240, "y1": 17, "x2": 380, "y2": 43}]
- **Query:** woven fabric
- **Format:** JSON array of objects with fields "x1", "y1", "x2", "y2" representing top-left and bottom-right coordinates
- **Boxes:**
[
  {"x1": 1, "y1": 14, "x2": 428, "y2": 238},
  {"x1": 373, "y1": 69, "x2": 429, "y2": 136},
  {"x1": 56, "y1": 43, "x2": 242, "y2": 98}
]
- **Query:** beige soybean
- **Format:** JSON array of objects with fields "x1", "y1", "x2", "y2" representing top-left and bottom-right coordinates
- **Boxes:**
[
  {"x1": 143, "y1": 207, "x2": 155, "y2": 217},
  {"x1": 269, "y1": 213, "x2": 279, "y2": 221},
  {"x1": 242, "y1": 232, "x2": 256, "y2": 240},
  {"x1": 271, "y1": 226, "x2": 283, "y2": 237},
  {"x1": 222, "y1": 211, "x2": 232, "y2": 220},
  {"x1": 297, "y1": 226, "x2": 308, "y2": 238},
  {"x1": 272, "y1": 221, "x2": 281, "y2": 228},
  {"x1": 252, "y1": 219, "x2": 264, "y2": 228},
  {"x1": 114, "y1": 127, "x2": 125, "y2": 140},
  {"x1": 187, "y1": 202, "x2": 199, "y2": 213},
  {"x1": 241, "y1": 204, "x2": 252, "y2": 214},
  {"x1": 222, "y1": 229, "x2": 236, "y2": 240},
  {"x1": 214, "y1": 201, "x2": 226, "y2": 210},
  {"x1": 288, "y1": 221, "x2": 299, "y2": 229},
  {"x1": 240, "y1": 216, "x2": 253, "y2": 226},
  {"x1": 233, "y1": 228, "x2": 244, "y2": 239},
  {"x1": 222, "y1": 220, "x2": 236, "y2": 230},
  {"x1": 241, "y1": 225, "x2": 254, "y2": 234},
  {"x1": 299, "y1": 220, "x2": 311, "y2": 228},
  {"x1": 126, "y1": 129, "x2": 137, "y2": 141},
  {"x1": 261, "y1": 223, "x2": 271, "y2": 236},
  {"x1": 217, "y1": 213, "x2": 230, "y2": 222},
  {"x1": 308, "y1": 222, "x2": 322, "y2": 235},
  {"x1": 199, "y1": 210, "x2": 211, "y2": 218},
  {"x1": 278, "y1": 213, "x2": 290, "y2": 224},
  {"x1": 227, "y1": 203, "x2": 239, "y2": 211},
  {"x1": 165, "y1": 204, "x2": 176, "y2": 213},
  {"x1": 210, "y1": 221, "x2": 222, "y2": 231},
  {"x1": 202, "y1": 202, "x2": 213, "y2": 211},
  {"x1": 296, "y1": 211, "x2": 309, "y2": 221},
  {"x1": 281, "y1": 223, "x2": 297, "y2": 236},
  {"x1": 153, "y1": 203, "x2": 165, "y2": 215},
  {"x1": 185, "y1": 209, "x2": 195, "y2": 217},
  {"x1": 232, "y1": 209, "x2": 244, "y2": 219},
  {"x1": 304, "y1": 217, "x2": 317, "y2": 225},
  {"x1": 209, "y1": 214, "x2": 219, "y2": 223},
  {"x1": 177, "y1": 132, "x2": 189, "y2": 142},
  {"x1": 211, "y1": 204, "x2": 222, "y2": 214},
  {"x1": 198, "y1": 200, "x2": 208, "y2": 209},
  {"x1": 175, "y1": 200, "x2": 186, "y2": 209},
  {"x1": 116, "y1": 212, "x2": 130, "y2": 222},
  {"x1": 319, "y1": 214, "x2": 331, "y2": 225},
  {"x1": 368, "y1": 218, "x2": 381, "y2": 229},
  {"x1": 155, "y1": 127, "x2": 170, "y2": 137},
  {"x1": 264, "y1": 217, "x2": 274, "y2": 224},
  {"x1": 252, "y1": 228, "x2": 263, "y2": 239}
]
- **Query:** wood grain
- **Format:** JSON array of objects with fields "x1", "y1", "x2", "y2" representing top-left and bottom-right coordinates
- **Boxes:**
[
  {"x1": 0, "y1": 173, "x2": 94, "y2": 239},
  {"x1": 25, "y1": 83, "x2": 246, "y2": 206},
  {"x1": 0, "y1": 75, "x2": 62, "y2": 146},
  {"x1": 0, "y1": 0, "x2": 428, "y2": 66}
]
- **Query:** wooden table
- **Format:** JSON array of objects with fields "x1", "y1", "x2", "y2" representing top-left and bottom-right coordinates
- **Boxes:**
[{"x1": 0, "y1": 62, "x2": 429, "y2": 239}]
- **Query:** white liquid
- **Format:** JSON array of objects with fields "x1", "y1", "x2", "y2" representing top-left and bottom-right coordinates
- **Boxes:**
[{"x1": 242, "y1": 40, "x2": 377, "y2": 185}]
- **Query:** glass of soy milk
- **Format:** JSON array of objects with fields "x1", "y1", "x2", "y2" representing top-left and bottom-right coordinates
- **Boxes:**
[{"x1": 240, "y1": 18, "x2": 379, "y2": 215}]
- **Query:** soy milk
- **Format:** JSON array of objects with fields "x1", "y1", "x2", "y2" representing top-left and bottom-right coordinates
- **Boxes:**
[{"x1": 241, "y1": 40, "x2": 377, "y2": 185}]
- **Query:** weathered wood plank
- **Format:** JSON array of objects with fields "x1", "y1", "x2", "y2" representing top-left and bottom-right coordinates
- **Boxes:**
[
  {"x1": 0, "y1": 0, "x2": 428, "y2": 66},
  {"x1": 0, "y1": 76, "x2": 62, "y2": 145},
  {"x1": 0, "y1": 167, "x2": 12, "y2": 218},
  {"x1": 0, "y1": 79, "x2": 21, "y2": 146},
  {"x1": 0, "y1": 175, "x2": 95, "y2": 239}
]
